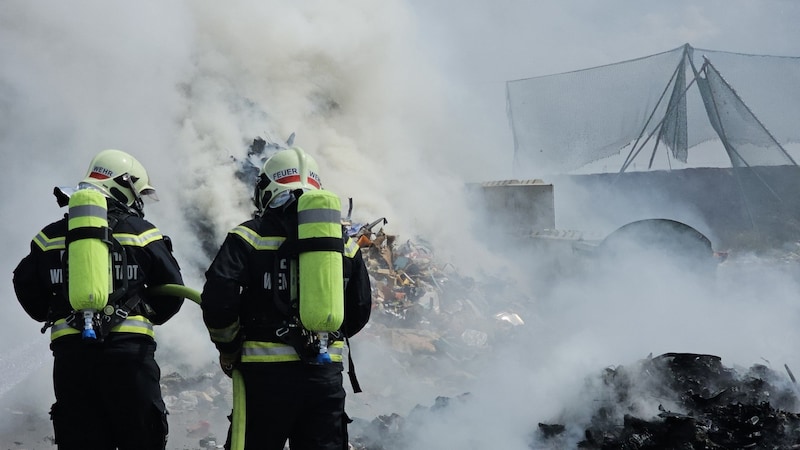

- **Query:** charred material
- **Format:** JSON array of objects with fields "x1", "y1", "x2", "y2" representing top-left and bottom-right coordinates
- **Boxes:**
[
  {"x1": 538, "y1": 353, "x2": 800, "y2": 449},
  {"x1": 345, "y1": 354, "x2": 800, "y2": 449},
  {"x1": 349, "y1": 394, "x2": 472, "y2": 450}
]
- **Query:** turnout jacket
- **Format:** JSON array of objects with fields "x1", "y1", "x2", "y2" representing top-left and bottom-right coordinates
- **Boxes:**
[
  {"x1": 201, "y1": 203, "x2": 372, "y2": 357},
  {"x1": 13, "y1": 203, "x2": 184, "y2": 341}
]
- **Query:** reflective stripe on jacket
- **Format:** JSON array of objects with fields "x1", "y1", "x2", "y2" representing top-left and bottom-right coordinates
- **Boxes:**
[
  {"x1": 241, "y1": 340, "x2": 345, "y2": 363},
  {"x1": 50, "y1": 315, "x2": 154, "y2": 341}
]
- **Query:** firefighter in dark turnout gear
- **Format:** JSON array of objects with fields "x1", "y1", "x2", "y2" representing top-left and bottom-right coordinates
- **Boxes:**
[
  {"x1": 12, "y1": 149, "x2": 185, "y2": 450},
  {"x1": 201, "y1": 147, "x2": 372, "y2": 450}
]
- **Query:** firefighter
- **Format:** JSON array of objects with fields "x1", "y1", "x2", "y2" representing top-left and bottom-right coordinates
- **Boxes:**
[
  {"x1": 12, "y1": 149, "x2": 185, "y2": 450},
  {"x1": 201, "y1": 146, "x2": 372, "y2": 450}
]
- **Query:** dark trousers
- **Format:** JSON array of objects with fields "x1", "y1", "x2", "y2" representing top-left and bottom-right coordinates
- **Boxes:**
[
  {"x1": 50, "y1": 336, "x2": 168, "y2": 450},
  {"x1": 228, "y1": 362, "x2": 348, "y2": 450}
]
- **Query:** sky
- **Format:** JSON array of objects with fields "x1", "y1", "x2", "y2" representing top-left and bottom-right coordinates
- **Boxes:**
[{"x1": 1, "y1": 1, "x2": 800, "y2": 448}]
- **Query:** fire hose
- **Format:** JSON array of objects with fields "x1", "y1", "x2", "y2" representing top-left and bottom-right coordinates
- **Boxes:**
[{"x1": 147, "y1": 284, "x2": 245, "y2": 450}]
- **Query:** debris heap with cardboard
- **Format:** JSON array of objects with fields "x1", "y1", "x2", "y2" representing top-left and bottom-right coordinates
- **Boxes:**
[
  {"x1": 343, "y1": 214, "x2": 528, "y2": 367},
  {"x1": 164, "y1": 138, "x2": 800, "y2": 449}
]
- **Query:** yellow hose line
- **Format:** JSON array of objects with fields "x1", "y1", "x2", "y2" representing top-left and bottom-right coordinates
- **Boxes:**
[
  {"x1": 147, "y1": 284, "x2": 247, "y2": 449},
  {"x1": 231, "y1": 369, "x2": 246, "y2": 450},
  {"x1": 146, "y1": 283, "x2": 202, "y2": 304}
]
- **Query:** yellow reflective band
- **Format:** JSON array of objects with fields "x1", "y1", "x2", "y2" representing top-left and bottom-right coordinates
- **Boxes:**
[
  {"x1": 111, "y1": 316, "x2": 154, "y2": 337},
  {"x1": 114, "y1": 228, "x2": 163, "y2": 247},
  {"x1": 242, "y1": 342, "x2": 300, "y2": 362},
  {"x1": 68, "y1": 215, "x2": 106, "y2": 229},
  {"x1": 68, "y1": 190, "x2": 107, "y2": 227},
  {"x1": 50, "y1": 319, "x2": 80, "y2": 340},
  {"x1": 50, "y1": 315, "x2": 155, "y2": 341},
  {"x1": 298, "y1": 221, "x2": 339, "y2": 240},
  {"x1": 33, "y1": 231, "x2": 66, "y2": 252},
  {"x1": 344, "y1": 237, "x2": 359, "y2": 258},
  {"x1": 230, "y1": 225, "x2": 286, "y2": 250},
  {"x1": 208, "y1": 320, "x2": 241, "y2": 343},
  {"x1": 240, "y1": 340, "x2": 344, "y2": 363}
]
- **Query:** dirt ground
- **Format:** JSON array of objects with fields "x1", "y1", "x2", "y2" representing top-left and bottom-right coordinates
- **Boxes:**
[{"x1": 0, "y1": 362, "x2": 386, "y2": 450}]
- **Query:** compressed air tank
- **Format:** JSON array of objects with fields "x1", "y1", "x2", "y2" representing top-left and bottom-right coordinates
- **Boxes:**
[
  {"x1": 67, "y1": 188, "x2": 111, "y2": 338},
  {"x1": 296, "y1": 189, "x2": 344, "y2": 332}
]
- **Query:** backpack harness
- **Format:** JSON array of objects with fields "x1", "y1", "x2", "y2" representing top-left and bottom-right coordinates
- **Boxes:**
[
  {"x1": 267, "y1": 191, "x2": 363, "y2": 392},
  {"x1": 41, "y1": 202, "x2": 148, "y2": 342}
]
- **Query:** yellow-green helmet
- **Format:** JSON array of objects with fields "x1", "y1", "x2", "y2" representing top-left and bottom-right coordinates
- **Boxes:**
[
  {"x1": 79, "y1": 149, "x2": 157, "y2": 212},
  {"x1": 253, "y1": 146, "x2": 321, "y2": 213}
]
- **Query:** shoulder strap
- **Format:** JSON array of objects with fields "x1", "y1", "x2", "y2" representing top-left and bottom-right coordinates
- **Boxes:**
[
  {"x1": 106, "y1": 211, "x2": 129, "y2": 303},
  {"x1": 345, "y1": 335, "x2": 362, "y2": 393},
  {"x1": 271, "y1": 212, "x2": 298, "y2": 319}
]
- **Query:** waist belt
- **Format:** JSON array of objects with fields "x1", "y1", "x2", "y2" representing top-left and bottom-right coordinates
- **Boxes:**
[
  {"x1": 241, "y1": 340, "x2": 345, "y2": 363},
  {"x1": 50, "y1": 315, "x2": 154, "y2": 341}
]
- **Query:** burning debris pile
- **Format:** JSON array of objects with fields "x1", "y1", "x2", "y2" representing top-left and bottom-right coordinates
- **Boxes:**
[
  {"x1": 5, "y1": 138, "x2": 799, "y2": 450},
  {"x1": 344, "y1": 353, "x2": 800, "y2": 449},
  {"x1": 239, "y1": 136, "x2": 531, "y2": 366},
  {"x1": 345, "y1": 216, "x2": 529, "y2": 366},
  {"x1": 538, "y1": 353, "x2": 800, "y2": 449}
]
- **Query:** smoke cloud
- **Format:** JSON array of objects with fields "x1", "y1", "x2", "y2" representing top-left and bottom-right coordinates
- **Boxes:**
[{"x1": 2, "y1": 1, "x2": 799, "y2": 448}]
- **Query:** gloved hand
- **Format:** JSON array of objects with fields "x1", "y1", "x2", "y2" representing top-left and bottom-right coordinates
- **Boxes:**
[{"x1": 219, "y1": 350, "x2": 241, "y2": 378}]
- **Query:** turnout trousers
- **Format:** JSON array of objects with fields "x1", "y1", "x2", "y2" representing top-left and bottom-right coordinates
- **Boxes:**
[
  {"x1": 227, "y1": 361, "x2": 348, "y2": 450},
  {"x1": 50, "y1": 336, "x2": 169, "y2": 450}
]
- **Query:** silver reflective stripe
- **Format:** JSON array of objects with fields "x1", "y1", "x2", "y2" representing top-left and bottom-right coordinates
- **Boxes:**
[
  {"x1": 112, "y1": 317, "x2": 153, "y2": 332},
  {"x1": 243, "y1": 345, "x2": 299, "y2": 357},
  {"x1": 231, "y1": 225, "x2": 285, "y2": 250},
  {"x1": 242, "y1": 342, "x2": 344, "y2": 357},
  {"x1": 328, "y1": 346, "x2": 344, "y2": 355},
  {"x1": 298, "y1": 208, "x2": 340, "y2": 225},
  {"x1": 115, "y1": 228, "x2": 163, "y2": 247},
  {"x1": 33, "y1": 232, "x2": 66, "y2": 251},
  {"x1": 209, "y1": 320, "x2": 241, "y2": 343},
  {"x1": 50, "y1": 316, "x2": 154, "y2": 340},
  {"x1": 50, "y1": 321, "x2": 75, "y2": 335},
  {"x1": 69, "y1": 204, "x2": 106, "y2": 219},
  {"x1": 241, "y1": 340, "x2": 345, "y2": 362}
]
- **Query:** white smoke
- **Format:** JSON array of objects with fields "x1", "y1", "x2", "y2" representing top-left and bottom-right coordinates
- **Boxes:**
[{"x1": 2, "y1": 1, "x2": 800, "y2": 449}]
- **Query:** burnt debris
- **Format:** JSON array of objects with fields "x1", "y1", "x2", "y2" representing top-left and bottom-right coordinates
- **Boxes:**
[
  {"x1": 537, "y1": 353, "x2": 800, "y2": 449},
  {"x1": 344, "y1": 353, "x2": 800, "y2": 449}
]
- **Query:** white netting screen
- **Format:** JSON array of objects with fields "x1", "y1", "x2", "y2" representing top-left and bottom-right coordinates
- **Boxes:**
[{"x1": 506, "y1": 44, "x2": 800, "y2": 176}]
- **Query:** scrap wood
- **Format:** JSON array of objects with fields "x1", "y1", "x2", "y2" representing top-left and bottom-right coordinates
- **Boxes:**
[{"x1": 389, "y1": 329, "x2": 440, "y2": 354}]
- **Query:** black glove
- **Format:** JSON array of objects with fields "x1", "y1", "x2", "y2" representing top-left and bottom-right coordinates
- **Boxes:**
[{"x1": 219, "y1": 350, "x2": 241, "y2": 378}]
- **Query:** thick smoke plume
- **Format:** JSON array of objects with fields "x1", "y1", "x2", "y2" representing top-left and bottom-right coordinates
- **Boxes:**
[{"x1": 2, "y1": 1, "x2": 799, "y2": 449}]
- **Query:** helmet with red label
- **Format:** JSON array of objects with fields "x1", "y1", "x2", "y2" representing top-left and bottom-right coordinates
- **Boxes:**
[
  {"x1": 253, "y1": 146, "x2": 321, "y2": 214},
  {"x1": 79, "y1": 149, "x2": 157, "y2": 213}
]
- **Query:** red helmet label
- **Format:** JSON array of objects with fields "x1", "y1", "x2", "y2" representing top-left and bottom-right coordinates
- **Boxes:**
[
  {"x1": 272, "y1": 167, "x2": 300, "y2": 184},
  {"x1": 271, "y1": 167, "x2": 321, "y2": 188},
  {"x1": 308, "y1": 170, "x2": 321, "y2": 188},
  {"x1": 88, "y1": 166, "x2": 114, "y2": 179}
]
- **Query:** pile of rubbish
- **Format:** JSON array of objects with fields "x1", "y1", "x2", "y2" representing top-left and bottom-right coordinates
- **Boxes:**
[
  {"x1": 159, "y1": 367, "x2": 233, "y2": 449},
  {"x1": 345, "y1": 216, "x2": 529, "y2": 364},
  {"x1": 166, "y1": 137, "x2": 800, "y2": 449},
  {"x1": 240, "y1": 136, "x2": 531, "y2": 366},
  {"x1": 343, "y1": 353, "x2": 800, "y2": 449},
  {"x1": 553, "y1": 352, "x2": 800, "y2": 449},
  {"x1": 7, "y1": 138, "x2": 800, "y2": 450}
]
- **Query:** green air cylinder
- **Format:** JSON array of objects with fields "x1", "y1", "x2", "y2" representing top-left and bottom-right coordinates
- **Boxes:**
[
  {"x1": 297, "y1": 189, "x2": 344, "y2": 332},
  {"x1": 67, "y1": 188, "x2": 111, "y2": 316}
]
